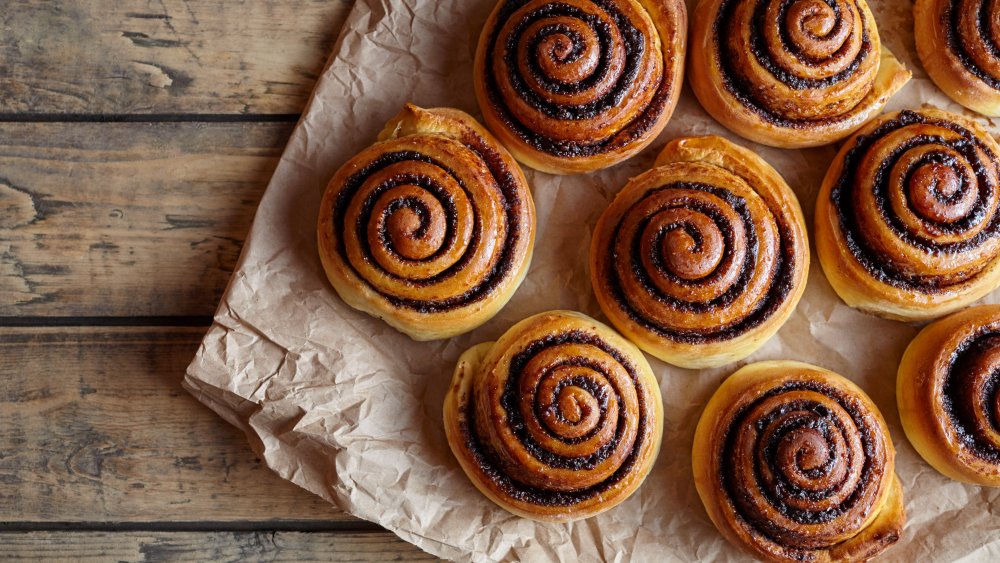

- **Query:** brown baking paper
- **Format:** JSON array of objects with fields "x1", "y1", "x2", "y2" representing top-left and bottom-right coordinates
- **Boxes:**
[{"x1": 184, "y1": 0, "x2": 1000, "y2": 560}]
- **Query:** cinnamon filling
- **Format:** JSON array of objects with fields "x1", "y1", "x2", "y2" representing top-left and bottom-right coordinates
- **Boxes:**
[
  {"x1": 714, "y1": 0, "x2": 875, "y2": 127},
  {"x1": 483, "y1": 0, "x2": 673, "y2": 157},
  {"x1": 944, "y1": 330, "x2": 1000, "y2": 463},
  {"x1": 458, "y1": 331, "x2": 650, "y2": 507},
  {"x1": 719, "y1": 381, "x2": 885, "y2": 553},
  {"x1": 605, "y1": 182, "x2": 796, "y2": 343},
  {"x1": 830, "y1": 110, "x2": 1000, "y2": 291},
  {"x1": 943, "y1": 0, "x2": 1000, "y2": 90},
  {"x1": 331, "y1": 139, "x2": 524, "y2": 312}
]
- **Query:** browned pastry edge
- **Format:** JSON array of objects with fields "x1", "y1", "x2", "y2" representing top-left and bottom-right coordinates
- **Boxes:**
[
  {"x1": 690, "y1": 0, "x2": 911, "y2": 148},
  {"x1": 474, "y1": 0, "x2": 687, "y2": 174},
  {"x1": 693, "y1": 361, "x2": 905, "y2": 562},
  {"x1": 915, "y1": 0, "x2": 1000, "y2": 116},
  {"x1": 590, "y1": 135, "x2": 808, "y2": 369},
  {"x1": 317, "y1": 104, "x2": 535, "y2": 340},
  {"x1": 815, "y1": 108, "x2": 1000, "y2": 321},
  {"x1": 898, "y1": 304, "x2": 1000, "y2": 486},
  {"x1": 443, "y1": 310, "x2": 663, "y2": 521}
]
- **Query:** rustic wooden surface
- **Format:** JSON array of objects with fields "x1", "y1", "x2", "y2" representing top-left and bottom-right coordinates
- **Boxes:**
[
  {"x1": 0, "y1": 1, "x2": 441, "y2": 560},
  {"x1": 1, "y1": 532, "x2": 434, "y2": 561},
  {"x1": 1, "y1": 1, "x2": 346, "y2": 115}
]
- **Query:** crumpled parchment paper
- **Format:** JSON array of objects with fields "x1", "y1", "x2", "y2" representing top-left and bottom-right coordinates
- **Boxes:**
[{"x1": 184, "y1": 0, "x2": 1000, "y2": 560}]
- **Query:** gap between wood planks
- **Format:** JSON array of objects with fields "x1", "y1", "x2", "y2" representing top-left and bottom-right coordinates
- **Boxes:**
[
  {"x1": 0, "y1": 521, "x2": 382, "y2": 533},
  {"x1": 0, "y1": 316, "x2": 213, "y2": 327},
  {"x1": 0, "y1": 114, "x2": 300, "y2": 123}
]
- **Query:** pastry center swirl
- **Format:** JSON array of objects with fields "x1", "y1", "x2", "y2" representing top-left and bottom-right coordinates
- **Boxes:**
[
  {"x1": 653, "y1": 210, "x2": 727, "y2": 281},
  {"x1": 468, "y1": 331, "x2": 651, "y2": 500},
  {"x1": 831, "y1": 111, "x2": 1000, "y2": 290},
  {"x1": 907, "y1": 161, "x2": 976, "y2": 224},
  {"x1": 722, "y1": 383, "x2": 886, "y2": 551},
  {"x1": 483, "y1": 0, "x2": 672, "y2": 156},
  {"x1": 331, "y1": 137, "x2": 525, "y2": 311},
  {"x1": 785, "y1": 0, "x2": 848, "y2": 60},
  {"x1": 715, "y1": 0, "x2": 878, "y2": 122},
  {"x1": 377, "y1": 187, "x2": 450, "y2": 263},
  {"x1": 603, "y1": 175, "x2": 796, "y2": 344}
]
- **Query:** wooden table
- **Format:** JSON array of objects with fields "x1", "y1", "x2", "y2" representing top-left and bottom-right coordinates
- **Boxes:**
[{"x1": 1, "y1": 2, "x2": 434, "y2": 559}]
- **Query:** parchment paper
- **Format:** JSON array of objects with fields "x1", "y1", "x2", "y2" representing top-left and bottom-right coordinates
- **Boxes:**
[{"x1": 183, "y1": 0, "x2": 1000, "y2": 560}]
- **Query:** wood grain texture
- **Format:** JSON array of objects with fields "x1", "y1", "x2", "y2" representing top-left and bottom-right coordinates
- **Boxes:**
[
  {"x1": 0, "y1": 531, "x2": 436, "y2": 561},
  {"x1": 0, "y1": 327, "x2": 350, "y2": 523},
  {"x1": 0, "y1": 121, "x2": 296, "y2": 318},
  {"x1": 0, "y1": 0, "x2": 353, "y2": 115}
]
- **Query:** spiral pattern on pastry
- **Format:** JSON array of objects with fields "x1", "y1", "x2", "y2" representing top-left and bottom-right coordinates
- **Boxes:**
[
  {"x1": 915, "y1": 0, "x2": 1000, "y2": 116},
  {"x1": 693, "y1": 362, "x2": 905, "y2": 562},
  {"x1": 690, "y1": 0, "x2": 911, "y2": 148},
  {"x1": 898, "y1": 305, "x2": 1000, "y2": 486},
  {"x1": 317, "y1": 105, "x2": 535, "y2": 340},
  {"x1": 474, "y1": 0, "x2": 687, "y2": 174},
  {"x1": 816, "y1": 108, "x2": 1000, "y2": 320},
  {"x1": 444, "y1": 311, "x2": 663, "y2": 521},
  {"x1": 590, "y1": 136, "x2": 808, "y2": 369}
]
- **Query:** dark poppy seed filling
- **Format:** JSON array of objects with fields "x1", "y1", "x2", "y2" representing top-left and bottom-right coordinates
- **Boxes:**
[
  {"x1": 604, "y1": 182, "x2": 796, "y2": 344},
  {"x1": 483, "y1": 0, "x2": 673, "y2": 157},
  {"x1": 943, "y1": 329, "x2": 1000, "y2": 463},
  {"x1": 331, "y1": 135, "x2": 525, "y2": 313},
  {"x1": 713, "y1": 0, "x2": 875, "y2": 128},
  {"x1": 459, "y1": 331, "x2": 650, "y2": 506},
  {"x1": 830, "y1": 110, "x2": 1000, "y2": 291},
  {"x1": 942, "y1": 0, "x2": 1000, "y2": 90},
  {"x1": 750, "y1": 0, "x2": 868, "y2": 90},
  {"x1": 506, "y1": 6, "x2": 631, "y2": 119},
  {"x1": 719, "y1": 381, "x2": 885, "y2": 555}
]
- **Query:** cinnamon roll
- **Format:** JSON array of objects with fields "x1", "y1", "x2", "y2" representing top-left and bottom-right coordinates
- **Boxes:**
[
  {"x1": 690, "y1": 0, "x2": 911, "y2": 148},
  {"x1": 898, "y1": 304, "x2": 1000, "y2": 486},
  {"x1": 693, "y1": 361, "x2": 906, "y2": 562},
  {"x1": 590, "y1": 136, "x2": 808, "y2": 369},
  {"x1": 816, "y1": 108, "x2": 1000, "y2": 321},
  {"x1": 474, "y1": 0, "x2": 687, "y2": 174},
  {"x1": 915, "y1": 0, "x2": 1000, "y2": 116},
  {"x1": 317, "y1": 104, "x2": 536, "y2": 340},
  {"x1": 444, "y1": 310, "x2": 663, "y2": 521}
]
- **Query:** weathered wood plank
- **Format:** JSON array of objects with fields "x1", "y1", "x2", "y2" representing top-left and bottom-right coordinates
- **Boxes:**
[
  {"x1": 0, "y1": 121, "x2": 295, "y2": 318},
  {"x1": 0, "y1": 531, "x2": 436, "y2": 561},
  {"x1": 0, "y1": 0, "x2": 353, "y2": 115},
  {"x1": 0, "y1": 327, "x2": 352, "y2": 522}
]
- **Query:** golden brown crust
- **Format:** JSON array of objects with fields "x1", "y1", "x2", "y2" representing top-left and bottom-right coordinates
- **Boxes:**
[
  {"x1": 690, "y1": 0, "x2": 911, "y2": 149},
  {"x1": 474, "y1": 0, "x2": 687, "y2": 174},
  {"x1": 317, "y1": 104, "x2": 536, "y2": 340},
  {"x1": 815, "y1": 108, "x2": 1000, "y2": 321},
  {"x1": 915, "y1": 0, "x2": 1000, "y2": 116},
  {"x1": 693, "y1": 361, "x2": 905, "y2": 562},
  {"x1": 443, "y1": 310, "x2": 663, "y2": 522},
  {"x1": 897, "y1": 304, "x2": 1000, "y2": 486},
  {"x1": 589, "y1": 136, "x2": 808, "y2": 369}
]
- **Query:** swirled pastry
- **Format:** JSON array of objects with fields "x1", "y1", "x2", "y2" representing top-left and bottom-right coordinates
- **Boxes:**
[
  {"x1": 898, "y1": 305, "x2": 1000, "y2": 486},
  {"x1": 915, "y1": 0, "x2": 1000, "y2": 116},
  {"x1": 317, "y1": 104, "x2": 535, "y2": 340},
  {"x1": 690, "y1": 0, "x2": 911, "y2": 148},
  {"x1": 474, "y1": 0, "x2": 687, "y2": 174},
  {"x1": 444, "y1": 310, "x2": 663, "y2": 521},
  {"x1": 816, "y1": 108, "x2": 1000, "y2": 321},
  {"x1": 590, "y1": 136, "x2": 808, "y2": 369},
  {"x1": 693, "y1": 361, "x2": 906, "y2": 562}
]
